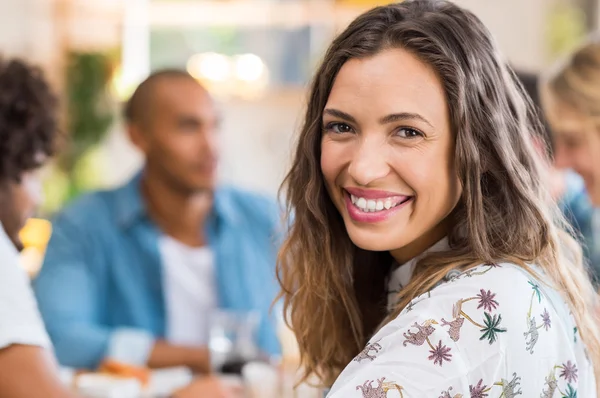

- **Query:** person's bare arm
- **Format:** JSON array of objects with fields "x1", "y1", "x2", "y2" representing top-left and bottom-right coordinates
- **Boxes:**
[
  {"x1": 147, "y1": 341, "x2": 211, "y2": 374},
  {"x1": 172, "y1": 376, "x2": 243, "y2": 398},
  {"x1": 0, "y1": 344, "x2": 77, "y2": 398}
]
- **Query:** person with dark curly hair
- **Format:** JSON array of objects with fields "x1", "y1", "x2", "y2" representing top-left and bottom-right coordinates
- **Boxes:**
[
  {"x1": 0, "y1": 58, "x2": 80, "y2": 397},
  {"x1": 0, "y1": 59, "x2": 56, "y2": 249}
]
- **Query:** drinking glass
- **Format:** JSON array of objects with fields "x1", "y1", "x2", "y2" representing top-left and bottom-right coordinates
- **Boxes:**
[{"x1": 208, "y1": 310, "x2": 261, "y2": 375}]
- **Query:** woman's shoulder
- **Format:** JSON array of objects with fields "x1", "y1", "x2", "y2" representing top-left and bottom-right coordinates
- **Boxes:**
[
  {"x1": 327, "y1": 262, "x2": 593, "y2": 397},
  {"x1": 394, "y1": 262, "x2": 545, "y2": 320},
  {"x1": 439, "y1": 261, "x2": 536, "y2": 289},
  {"x1": 380, "y1": 261, "x2": 581, "y2": 362}
]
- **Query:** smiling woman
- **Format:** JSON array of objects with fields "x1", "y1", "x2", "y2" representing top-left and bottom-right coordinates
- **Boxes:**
[
  {"x1": 320, "y1": 48, "x2": 459, "y2": 262},
  {"x1": 277, "y1": 0, "x2": 600, "y2": 397}
]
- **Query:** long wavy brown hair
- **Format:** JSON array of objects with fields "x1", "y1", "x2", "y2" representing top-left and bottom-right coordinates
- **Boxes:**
[{"x1": 277, "y1": 0, "x2": 600, "y2": 388}]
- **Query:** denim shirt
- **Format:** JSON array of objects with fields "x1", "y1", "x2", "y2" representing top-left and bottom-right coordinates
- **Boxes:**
[
  {"x1": 34, "y1": 172, "x2": 282, "y2": 369},
  {"x1": 560, "y1": 171, "x2": 600, "y2": 284}
]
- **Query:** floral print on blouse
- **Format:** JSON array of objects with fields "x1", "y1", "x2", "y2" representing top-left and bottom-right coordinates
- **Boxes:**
[{"x1": 326, "y1": 240, "x2": 596, "y2": 398}]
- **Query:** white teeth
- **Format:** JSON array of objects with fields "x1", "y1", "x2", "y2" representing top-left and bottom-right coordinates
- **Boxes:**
[
  {"x1": 367, "y1": 200, "x2": 376, "y2": 211},
  {"x1": 350, "y1": 194, "x2": 408, "y2": 213},
  {"x1": 356, "y1": 197, "x2": 367, "y2": 209}
]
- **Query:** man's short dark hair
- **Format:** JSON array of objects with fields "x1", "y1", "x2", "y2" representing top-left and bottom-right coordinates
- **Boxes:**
[
  {"x1": 123, "y1": 69, "x2": 196, "y2": 125},
  {"x1": 0, "y1": 58, "x2": 57, "y2": 182}
]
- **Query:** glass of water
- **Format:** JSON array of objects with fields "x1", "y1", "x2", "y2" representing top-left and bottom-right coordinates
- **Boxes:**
[{"x1": 208, "y1": 310, "x2": 261, "y2": 375}]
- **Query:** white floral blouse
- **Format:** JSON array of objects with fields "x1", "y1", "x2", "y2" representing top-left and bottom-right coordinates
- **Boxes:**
[{"x1": 327, "y1": 240, "x2": 596, "y2": 398}]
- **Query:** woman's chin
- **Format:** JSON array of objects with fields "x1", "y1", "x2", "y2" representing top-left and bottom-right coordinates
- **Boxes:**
[{"x1": 345, "y1": 228, "x2": 400, "y2": 252}]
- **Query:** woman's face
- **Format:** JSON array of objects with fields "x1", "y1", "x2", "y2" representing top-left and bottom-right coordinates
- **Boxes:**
[
  {"x1": 544, "y1": 94, "x2": 600, "y2": 205},
  {"x1": 320, "y1": 48, "x2": 462, "y2": 263}
]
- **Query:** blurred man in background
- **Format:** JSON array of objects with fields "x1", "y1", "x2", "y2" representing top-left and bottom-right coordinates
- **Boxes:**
[{"x1": 34, "y1": 70, "x2": 281, "y2": 375}]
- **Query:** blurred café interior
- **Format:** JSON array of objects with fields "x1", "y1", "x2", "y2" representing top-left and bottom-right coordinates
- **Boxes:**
[
  {"x1": 12, "y1": 0, "x2": 595, "y2": 273},
  {"x1": 2, "y1": 0, "x2": 600, "y2": 396}
]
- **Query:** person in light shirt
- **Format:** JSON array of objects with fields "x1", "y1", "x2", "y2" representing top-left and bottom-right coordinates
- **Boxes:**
[
  {"x1": 277, "y1": 1, "x2": 600, "y2": 396},
  {"x1": 0, "y1": 56, "x2": 79, "y2": 398}
]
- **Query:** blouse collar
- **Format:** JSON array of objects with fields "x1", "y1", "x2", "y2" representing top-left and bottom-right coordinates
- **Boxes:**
[{"x1": 386, "y1": 237, "x2": 449, "y2": 310}]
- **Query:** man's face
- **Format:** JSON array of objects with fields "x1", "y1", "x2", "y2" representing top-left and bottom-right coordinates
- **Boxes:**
[
  {"x1": 0, "y1": 171, "x2": 43, "y2": 250},
  {"x1": 132, "y1": 77, "x2": 220, "y2": 194}
]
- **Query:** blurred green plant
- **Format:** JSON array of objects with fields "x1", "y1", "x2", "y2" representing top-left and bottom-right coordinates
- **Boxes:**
[
  {"x1": 63, "y1": 52, "x2": 114, "y2": 166},
  {"x1": 42, "y1": 51, "x2": 117, "y2": 214}
]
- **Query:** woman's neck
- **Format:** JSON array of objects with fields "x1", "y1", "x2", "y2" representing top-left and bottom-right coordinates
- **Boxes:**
[
  {"x1": 141, "y1": 173, "x2": 213, "y2": 247},
  {"x1": 389, "y1": 222, "x2": 449, "y2": 265}
]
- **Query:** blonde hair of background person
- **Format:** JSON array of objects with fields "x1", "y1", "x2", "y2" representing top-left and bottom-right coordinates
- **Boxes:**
[
  {"x1": 276, "y1": 0, "x2": 600, "y2": 393},
  {"x1": 541, "y1": 34, "x2": 600, "y2": 207}
]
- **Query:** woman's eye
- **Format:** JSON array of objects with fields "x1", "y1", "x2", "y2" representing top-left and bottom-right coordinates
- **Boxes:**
[
  {"x1": 396, "y1": 127, "x2": 423, "y2": 138},
  {"x1": 325, "y1": 122, "x2": 354, "y2": 134}
]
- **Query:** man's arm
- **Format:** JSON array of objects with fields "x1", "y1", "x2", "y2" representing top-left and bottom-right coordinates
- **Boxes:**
[
  {"x1": 148, "y1": 341, "x2": 210, "y2": 373},
  {"x1": 0, "y1": 345, "x2": 77, "y2": 398},
  {"x1": 0, "y1": 345, "x2": 230, "y2": 397},
  {"x1": 34, "y1": 209, "x2": 162, "y2": 369},
  {"x1": 35, "y1": 207, "x2": 212, "y2": 372}
]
